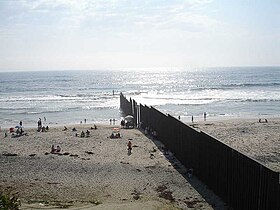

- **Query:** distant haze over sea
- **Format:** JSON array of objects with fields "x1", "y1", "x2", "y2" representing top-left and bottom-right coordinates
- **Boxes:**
[{"x1": 0, "y1": 67, "x2": 279, "y2": 127}]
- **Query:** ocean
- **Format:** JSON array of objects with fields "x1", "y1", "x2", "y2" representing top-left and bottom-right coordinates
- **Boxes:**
[{"x1": 0, "y1": 67, "x2": 279, "y2": 128}]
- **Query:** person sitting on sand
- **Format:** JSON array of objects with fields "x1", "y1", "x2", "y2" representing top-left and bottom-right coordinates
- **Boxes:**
[
  {"x1": 63, "y1": 126, "x2": 67, "y2": 131},
  {"x1": 41, "y1": 126, "x2": 46, "y2": 132},
  {"x1": 94, "y1": 124, "x2": 97, "y2": 129},
  {"x1": 116, "y1": 132, "x2": 121, "y2": 138},
  {"x1": 80, "y1": 130, "x2": 85, "y2": 138},
  {"x1": 86, "y1": 130, "x2": 90, "y2": 137},
  {"x1": 72, "y1": 127, "x2": 77, "y2": 132},
  {"x1": 51, "y1": 145, "x2": 56, "y2": 153},
  {"x1": 56, "y1": 145, "x2": 61, "y2": 153},
  {"x1": 16, "y1": 128, "x2": 20, "y2": 134},
  {"x1": 110, "y1": 133, "x2": 115, "y2": 139},
  {"x1": 20, "y1": 128, "x2": 24, "y2": 135},
  {"x1": 4, "y1": 132, "x2": 7, "y2": 138},
  {"x1": 46, "y1": 126, "x2": 49, "y2": 131}
]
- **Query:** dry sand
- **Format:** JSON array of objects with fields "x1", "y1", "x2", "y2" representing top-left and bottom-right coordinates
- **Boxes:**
[
  {"x1": 190, "y1": 117, "x2": 280, "y2": 172},
  {"x1": 0, "y1": 124, "x2": 225, "y2": 210},
  {"x1": 2, "y1": 117, "x2": 278, "y2": 209}
]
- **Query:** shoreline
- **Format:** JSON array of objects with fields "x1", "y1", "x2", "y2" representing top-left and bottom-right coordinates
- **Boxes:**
[
  {"x1": 0, "y1": 120, "x2": 120, "y2": 130},
  {"x1": 2, "y1": 115, "x2": 279, "y2": 129}
]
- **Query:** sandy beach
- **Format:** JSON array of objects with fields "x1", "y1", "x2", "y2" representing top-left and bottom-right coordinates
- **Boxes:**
[
  {"x1": 190, "y1": 117, "x2": 280, "y2": 172},
  {"x1": 0, "y1": 124, "x2": 225, "y2": 210},
  {"x1": 1, "y1": 117, "x2": 279, "y2": 209}
]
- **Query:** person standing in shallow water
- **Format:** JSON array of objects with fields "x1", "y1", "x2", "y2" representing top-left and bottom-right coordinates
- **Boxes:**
[{"x1": 204, "y1": 112, "x2": 207, "y2": 121}]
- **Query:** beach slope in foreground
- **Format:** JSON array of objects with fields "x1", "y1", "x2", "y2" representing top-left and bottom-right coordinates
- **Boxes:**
[{"x1": 0, "y1": 125, "x2": 224, "y2": 210}]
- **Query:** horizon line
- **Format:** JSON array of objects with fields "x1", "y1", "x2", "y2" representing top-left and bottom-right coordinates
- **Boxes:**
[{"x1": 0, "y1": 65, "x2": 279, "y2": 73}]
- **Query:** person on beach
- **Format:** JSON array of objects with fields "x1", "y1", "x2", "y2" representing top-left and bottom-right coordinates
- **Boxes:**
[
  {"x1": 204, "y1": 112, "x2": 207, "y2": 121},
  {"x1": 38, "y1": 118, "x2": 42, "y2": 126},
  {"x1": 110, "y1": 119, "x2": 112, "y2": 125},
  {"x1": 127, "y1": 141, "x2": 132, "y2": 154},
  {"x1": 80, "y1": 130, "x2": 85, "y2": 138},
  {"x1": 16, "y1": 128, "x2": 20, "y2": 134},
  {"x1": 191, "y1": 115, "x2": 194, "y2": 123},
  {"x1": 84, "y1": 118, "x2": 87, "y2": 124},
  {"x1": 121, "y1": 119, "x2": 125, "y2": 128},
  {"x1": 19, "y1": 121, "x2": 22, "y2": 126},
  {"x1": 37, "y1": 118, "x2": 42, "y2": 131},
  {"x1": 20, "y1": 128, "x2": 24, "y2": 135},
  {"x1": 56, "y1": 145, "x2": 61, "y2": 153},
  {"x1": 86, "y1": 130, "x2": 90, "y2": 137},
  {"x1": 51, "y1": 145, "x2": 56, "y2": 153},
  {"x1": 63, "y1": 126, "x2": 67, "y2": 131}
]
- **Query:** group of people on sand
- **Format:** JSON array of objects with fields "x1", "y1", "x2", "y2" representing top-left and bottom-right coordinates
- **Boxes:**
[
  {"x1": 70, "y1": 127, "x2": 92, "y2": 137},
  {"x1": 259, "y1": 118, "x2": 268, "y2": 123},
  {"x1": 109, "y1": 131, "x2": 121, "y2": 139},
  {"x1": 4, "y1": 121, "x2": 28, "y2": 138},
  {"x1": 63, "y1": 124, "x2": 97, "y2": 138},
  {"x1": 37, "y1": 118, "x2": 49, "y2": 132},
  {"x1": 10, "y1": 127, "x2": 27, "y2": 138},
  {"x1": 51, "y1": 145, "x2": 61, "y2": 154},
  {"x1": 79, "y1": 130, "x2": 90, "y2": 138}
]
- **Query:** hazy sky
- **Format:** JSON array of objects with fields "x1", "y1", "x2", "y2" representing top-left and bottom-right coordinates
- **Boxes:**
[{"x1": 0, "y1": 0, "x2": 279, "y2": 71}]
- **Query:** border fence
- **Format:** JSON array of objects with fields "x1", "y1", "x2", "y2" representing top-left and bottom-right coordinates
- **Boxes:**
[{"x1": 120, "y1": 92, "x2": 280, "y2": 210}]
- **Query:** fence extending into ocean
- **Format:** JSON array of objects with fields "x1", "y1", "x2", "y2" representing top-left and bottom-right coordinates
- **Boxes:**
[{"x1": 120, "y1": 93, "x2": 280, "y2": 210}]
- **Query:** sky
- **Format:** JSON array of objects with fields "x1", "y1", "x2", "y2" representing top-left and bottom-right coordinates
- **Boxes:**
[{"x1": 0, "y1": 0, "x2": 279, "y2": 71}]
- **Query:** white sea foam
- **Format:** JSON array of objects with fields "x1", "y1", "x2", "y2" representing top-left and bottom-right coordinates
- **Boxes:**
[{"x1": 0, "y1": 67, "x2": 279, "y2": 127}]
